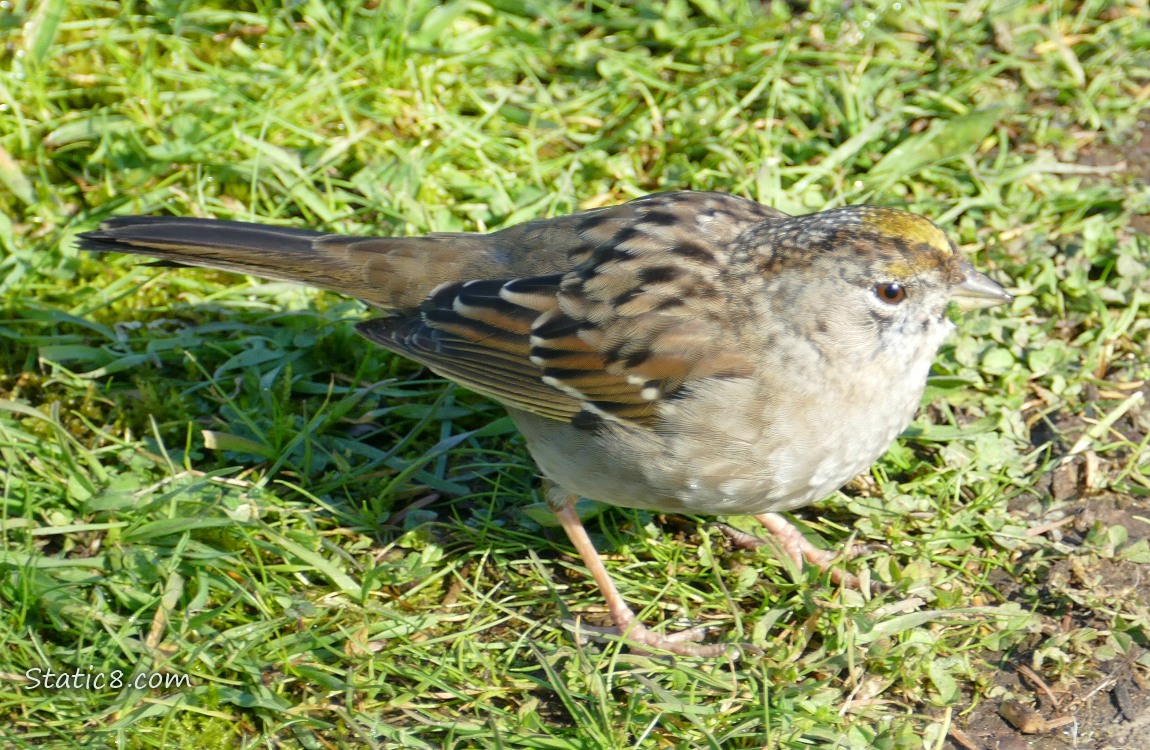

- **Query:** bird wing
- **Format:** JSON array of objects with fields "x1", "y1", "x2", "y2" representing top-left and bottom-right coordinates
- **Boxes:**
[{"x1": 358, "y1": 193, "x2": 781, "y2": 426}]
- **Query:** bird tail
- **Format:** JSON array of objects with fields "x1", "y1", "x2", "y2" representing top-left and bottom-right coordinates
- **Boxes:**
[
  {"x1": 77, "y1": 215, "x2": 339, "y2": 282},
  {"x1": 76, "y1": 215, "x2": 494, "y2": 310}
]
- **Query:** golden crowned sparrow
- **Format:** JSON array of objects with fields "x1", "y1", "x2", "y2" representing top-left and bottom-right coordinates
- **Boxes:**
[{"x1": 79, "y1": 191, "x2": 1011, "y2": 656}]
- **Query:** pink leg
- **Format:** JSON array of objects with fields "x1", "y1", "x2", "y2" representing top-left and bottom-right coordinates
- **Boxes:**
[
  {"x1": 752, "y1": 512, "x2": 862, "y2": 589},
  {"x1": 552, "y1": 497, "x2": 730, "y2": 657}
]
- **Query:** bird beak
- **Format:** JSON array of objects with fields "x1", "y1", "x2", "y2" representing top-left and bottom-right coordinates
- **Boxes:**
[{"x1": 952, "y1": 259, "x2": 1013, "y2": 311}]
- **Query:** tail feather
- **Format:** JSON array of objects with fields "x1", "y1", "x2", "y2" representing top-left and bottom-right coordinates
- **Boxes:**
[
  {"x1": 77, "y1": 215, "x2": 503, "y2": 310},
  {"x1": 76, "y1": 210, "x2": 570, "y2": 310},
  {"x1": 78, "y1": 218, "x2": 329, "y2": 277},
  {"x1": 91, "y1": 214, "x2": 329, "y2": 238}
]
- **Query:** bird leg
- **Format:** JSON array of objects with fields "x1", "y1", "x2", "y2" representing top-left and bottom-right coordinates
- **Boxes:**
[
  {"x1": 551, "y1": 495, "x2": 730, "y2": 657},
  {"x1": 750, "y1": 512, "x2": 862, "y2": 589}
]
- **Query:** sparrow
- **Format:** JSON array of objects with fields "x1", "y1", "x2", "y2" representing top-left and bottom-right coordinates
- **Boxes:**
[{"x1": 79, "y1": 190, "x2": 1012, "y2": 656}]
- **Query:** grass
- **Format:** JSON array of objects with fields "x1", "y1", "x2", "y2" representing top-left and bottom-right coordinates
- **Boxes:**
[{"x1": 2, "y1": 0, "x2": 1150, "y2": 747}]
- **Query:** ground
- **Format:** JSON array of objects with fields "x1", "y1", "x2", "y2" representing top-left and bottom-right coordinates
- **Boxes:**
[
  {"x1": 2, "y1": 3, "x2": 1149, "y2": 748},
  {"x1": 947, "y1": 119, "x2": 1150, "y2": 748}
]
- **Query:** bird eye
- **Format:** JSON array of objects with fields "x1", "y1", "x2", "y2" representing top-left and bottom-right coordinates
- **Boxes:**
[{"x1": 874, "y1": 283, "x2": 907, "y2": 304}]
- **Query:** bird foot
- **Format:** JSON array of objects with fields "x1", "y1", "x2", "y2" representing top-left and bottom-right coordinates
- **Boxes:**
[
  {"x1": 562, "y1": 618, "x2": 746, "y2": 658},
  {"x1": 712, "y1": 513, "x2": 867, "y2": 591}
]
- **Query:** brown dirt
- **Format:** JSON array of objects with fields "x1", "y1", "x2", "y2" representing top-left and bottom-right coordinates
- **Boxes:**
[
  {"x1": 1077, "y1": 114, "x2": 1150, "y2": 235},
  {"x1": 947, "y1": 112, "x2": 1150, "y2": 746},
  {"x1": 946, "y1": 360, "x2": 1150, "y2": 745},
  {"x1": 948, "y1": 490, "x2": 1150, "y2": 748}
]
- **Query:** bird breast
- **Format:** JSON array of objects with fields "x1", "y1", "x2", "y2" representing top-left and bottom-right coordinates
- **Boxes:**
[{"x1": 511, "y1": 342, "x2": 932, "y2": 517}]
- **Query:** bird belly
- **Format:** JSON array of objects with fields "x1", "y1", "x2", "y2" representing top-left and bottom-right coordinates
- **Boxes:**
[{"x1": 507, "y1": 365, "x2": 925, "y2": 517}]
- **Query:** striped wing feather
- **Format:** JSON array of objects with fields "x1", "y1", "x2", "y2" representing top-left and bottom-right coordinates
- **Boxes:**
[{"x1": 358, "y1": 258, "x2": 755, "y2": 427}]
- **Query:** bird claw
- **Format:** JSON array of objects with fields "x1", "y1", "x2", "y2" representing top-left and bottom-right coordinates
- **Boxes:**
[
  {"x1": 561, "y1": 618, "x2": 753, "y2": 658},
  {"x1": 712, "y1": 514, "x2": 875, "y2": 592},
  {"x1": 708, "y1": 521, "x2": 766, "y2": 551}
]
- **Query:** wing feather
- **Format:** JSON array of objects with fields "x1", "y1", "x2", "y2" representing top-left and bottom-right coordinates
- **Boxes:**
[{"x1": 357, "y1": 193, "x2": 778, "y2": 426}]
